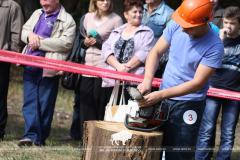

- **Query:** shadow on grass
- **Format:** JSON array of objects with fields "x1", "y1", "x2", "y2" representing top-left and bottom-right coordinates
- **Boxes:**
[{"x1": 4, "y1": 114, "x2": 80, "y2": 147}]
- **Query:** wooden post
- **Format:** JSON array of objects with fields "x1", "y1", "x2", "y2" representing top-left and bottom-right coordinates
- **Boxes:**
[{"x1": 82, "y1": 121, "x2": 163, "y2": 160}]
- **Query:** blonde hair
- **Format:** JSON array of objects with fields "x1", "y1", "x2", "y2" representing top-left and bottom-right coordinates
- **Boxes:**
[{"x1": 89, "y1": 0, "x2": 113, "y2": 17}]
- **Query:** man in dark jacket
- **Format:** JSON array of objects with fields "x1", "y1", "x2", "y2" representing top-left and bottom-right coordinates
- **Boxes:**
[
  {"x1": 210, "y1": 0, "x2": 224, "y2": 29},
  {"x1": 0, "y1": 0, "x2": 24, "y2": 140}
]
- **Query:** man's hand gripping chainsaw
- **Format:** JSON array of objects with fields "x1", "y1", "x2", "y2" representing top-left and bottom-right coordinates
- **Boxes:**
[{"x1": 124, "y1": 87, "x2": 171, "y2": 132}]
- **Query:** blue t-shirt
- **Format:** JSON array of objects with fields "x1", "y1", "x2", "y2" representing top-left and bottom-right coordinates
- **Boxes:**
[{"x1": 160, "y1": 21, "x2": 224, "y2": 101}]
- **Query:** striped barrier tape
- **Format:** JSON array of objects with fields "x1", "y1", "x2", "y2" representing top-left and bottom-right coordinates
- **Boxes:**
[{"x1": 0, "y1": 49, "x2": 240, "y2": 101}]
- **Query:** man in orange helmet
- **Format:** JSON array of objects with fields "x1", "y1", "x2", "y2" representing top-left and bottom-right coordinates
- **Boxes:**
[{"x1": 137, "y1": 0, "x2": 224, "y2": 159}]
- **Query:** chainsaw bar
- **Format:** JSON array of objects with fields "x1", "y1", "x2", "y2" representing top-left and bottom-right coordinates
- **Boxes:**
[{"x1": 126, "y1": 87, "x2": 143, "y2": 100}]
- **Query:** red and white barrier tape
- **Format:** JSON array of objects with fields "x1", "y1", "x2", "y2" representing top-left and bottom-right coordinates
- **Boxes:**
[{"x1": 1, "y1": 49, "x2": 240, "y2": 101}]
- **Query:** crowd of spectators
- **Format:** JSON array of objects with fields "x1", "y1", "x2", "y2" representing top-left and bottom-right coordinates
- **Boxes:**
[{"x1": 0, "y1": 0, "x2": 240, "y2": 160}]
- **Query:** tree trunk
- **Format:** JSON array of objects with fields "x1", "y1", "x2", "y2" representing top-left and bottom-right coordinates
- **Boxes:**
[{"x1": 82, "y1": 121, "x2": 163, "y2": 160}]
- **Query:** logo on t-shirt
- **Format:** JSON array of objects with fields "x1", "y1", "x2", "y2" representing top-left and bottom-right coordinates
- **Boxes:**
[
  {"x1": 47, "y1": 21, "x2": 54, "y2": 28},
  {"x1": 222, "y1": 44, "x2": 240, "y2": 71}
]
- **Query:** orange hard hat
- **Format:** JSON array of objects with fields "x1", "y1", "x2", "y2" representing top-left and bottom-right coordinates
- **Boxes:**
[{"x1": 172, "y1": 0, "x2": 214, "y2": 28}]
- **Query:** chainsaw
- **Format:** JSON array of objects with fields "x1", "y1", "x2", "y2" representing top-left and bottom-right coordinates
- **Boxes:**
[{"x1": 124, "y1": 87, "x2": 171, "y2": 132}]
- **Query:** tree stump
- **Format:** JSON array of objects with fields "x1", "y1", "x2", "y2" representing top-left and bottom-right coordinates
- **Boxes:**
[{"x1": 82, "y1": 121, "x2": 163, "y2": 160}]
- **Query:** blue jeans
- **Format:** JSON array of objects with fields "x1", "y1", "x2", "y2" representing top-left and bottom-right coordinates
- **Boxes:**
[
  {"x1": 195, "y1": 96, "x2": 240, "y2": 160},
  {"x1": 70, "y1": 94, "x2": 81, "y2": 139},
  {"x1": 161, "y1": 99, "x2": 206, "y2": 160},
  {"x1": 22, "y1": 66, "x2": 59, "y2": 145}
]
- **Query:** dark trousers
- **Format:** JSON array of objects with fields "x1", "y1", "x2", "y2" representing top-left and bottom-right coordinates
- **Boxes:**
[
  {"x1": 70, "y1": 93, "x2": 81, "y2": 139},
  {"x1": 79, "y1": 77, "x2": 112, "y2": 140},
  {"x1": 161, "y1": 99, "x2": 206, "y2": 160},
  {"x1": 23, "y1": 66, "x2": 59, "y2": 145},
  {"x1": 0, "y1": 62, "x2": 10, "y2": 138}
]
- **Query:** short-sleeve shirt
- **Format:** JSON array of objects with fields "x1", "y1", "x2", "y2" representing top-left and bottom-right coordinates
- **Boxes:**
[
  {"x1": 27, "y1": 8, "x2": 61, "y2": 56},
  {"x1": 210, "y1": 36, "x2": 240, "y2": 92},
  {"x1": 160, "y1": 20, "x2": 224, "y2": 101}
]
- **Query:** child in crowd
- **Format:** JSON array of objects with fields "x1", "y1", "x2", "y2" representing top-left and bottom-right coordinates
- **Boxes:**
[{"x1": 196, "y1": 6, "x2": 240, "y2": 160}]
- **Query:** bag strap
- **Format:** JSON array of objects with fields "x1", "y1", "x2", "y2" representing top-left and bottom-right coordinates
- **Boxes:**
[
  {"x1": 80, "y1": 43, "x2": 87, "y2": 64},
  {"x1": 108, "y1": 80, "x2": 120, "y2": 106},
  {"x1": 106, "y1": 80, "x2": 120, "y2": 121},
  {"x1": 119, "y1": 81, "x2": 126, "y2": 106},
  {"x1": 113, "y1": 80, "x2": 120, "y2": 106}
]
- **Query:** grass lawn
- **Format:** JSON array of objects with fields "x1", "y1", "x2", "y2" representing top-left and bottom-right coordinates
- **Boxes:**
[
  {"x1": 3, "y1": 65, "x2": 240, "y2": 159},
  {"x1": 5, "y1": 65, "x2": 80, "y2": 160}
]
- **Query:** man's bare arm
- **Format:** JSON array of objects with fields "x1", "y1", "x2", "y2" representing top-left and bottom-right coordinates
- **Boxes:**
[
  {"x1": 139, "y1": 64, "x2": 216, "y2": 107},
  {"x1": 137, "y1": 36, "x2": 170, "y2": 94}
]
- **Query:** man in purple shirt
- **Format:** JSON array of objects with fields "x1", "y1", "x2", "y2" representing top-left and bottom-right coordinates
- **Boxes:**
[
  {"x1": 27, "y1": 7, "x2": 61, "y2": 56},
  {"x1": 18, "y1": 0, "x2": 76, "y2": 146}
]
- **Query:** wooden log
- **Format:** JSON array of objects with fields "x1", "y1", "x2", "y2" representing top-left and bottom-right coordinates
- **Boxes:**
[{"x1": 82, "y1": 121, "x2": 163, "y2": 160}]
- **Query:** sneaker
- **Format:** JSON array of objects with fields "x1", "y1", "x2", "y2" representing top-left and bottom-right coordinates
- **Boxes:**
[
  {"x1": 18, "y1": 138, "x2": 33, "y2": 147},
  {"x1": 57, "y1": 135, "x2": 81, "y2": 141}
]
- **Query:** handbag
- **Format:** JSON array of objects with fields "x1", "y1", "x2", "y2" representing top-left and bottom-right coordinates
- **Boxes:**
[
  {"x1": 104, "y1": 80, "x2": 128, "y2": 123},
  {"x1": 61, "y1": 14, "x2": 87, "y2": 90},
  {"x1": 61, "y1": 43, "x2": 82, "y2": 90},
  {"x1": 61, "y1": 40, "x2": 87, "y2": 91},
  {"x1": 61, "y1": 69, "x2": 79, "y2": 90}
]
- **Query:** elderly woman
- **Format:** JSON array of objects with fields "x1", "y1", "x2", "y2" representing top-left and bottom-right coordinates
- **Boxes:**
[
  {"x1": 79, "y1": 0, "x2": 123, "y2": 140},
  {"x1": 102, "y1": 0, "x2": 155, "y2": 102}
]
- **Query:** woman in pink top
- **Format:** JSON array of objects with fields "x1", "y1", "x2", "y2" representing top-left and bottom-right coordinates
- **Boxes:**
[
  {"x1": 79, "y1": 0, "x2": 123, "y2": 140},
  {"x1": 101, "y1": 0, "x2": 155, "y2": 103}
]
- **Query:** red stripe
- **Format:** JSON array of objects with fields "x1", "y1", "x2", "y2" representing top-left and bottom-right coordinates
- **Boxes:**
[{"x1": 0, "y1": 49, "x2": 240, "y2": 101}]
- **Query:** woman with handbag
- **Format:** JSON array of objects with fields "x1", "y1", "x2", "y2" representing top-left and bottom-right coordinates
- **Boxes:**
[
  {"x1": 78, "y1": 0, "x2": 123, "y2": 141},
  {"x1": 101, "y1": 0, "x2": 155, "y2": 102}
]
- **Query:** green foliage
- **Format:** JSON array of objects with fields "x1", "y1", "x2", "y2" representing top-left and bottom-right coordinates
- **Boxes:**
[
  {"x1": 219, "y1": 0, "x2": 240, "y2": 8},
  {"x1": 14, "y1": 0, "x2": 240, "y2": 26},
  {"x1": 71, "y1": 0, "x2": 90, "y2": 27}
]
